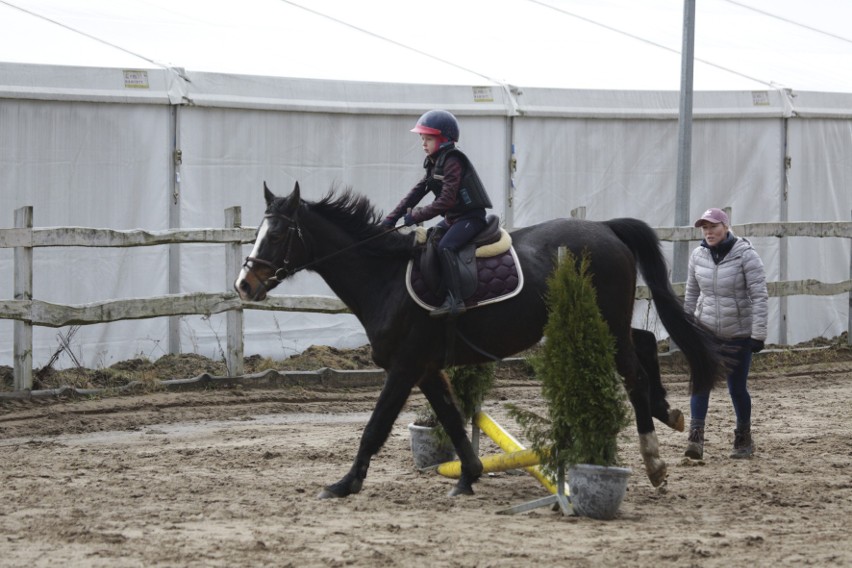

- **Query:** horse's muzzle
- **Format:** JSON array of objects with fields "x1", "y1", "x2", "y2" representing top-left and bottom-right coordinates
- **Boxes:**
[{"x1": 235, "y1": 276, "x2": 267, "y2": 302}]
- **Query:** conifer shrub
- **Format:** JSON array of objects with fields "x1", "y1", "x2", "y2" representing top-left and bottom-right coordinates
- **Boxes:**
[
  {"x1": 414, "y1": 363, "x2": 496, "y2": 442},
  {"x1": 509, "y1": 249, "x2": 630, "y2": 477},
  {"x1": 447, "y1": 363, "x2": 496, "y2": 421}
]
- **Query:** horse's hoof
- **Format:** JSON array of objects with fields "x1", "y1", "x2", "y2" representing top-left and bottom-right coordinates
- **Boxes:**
[
  {"x1": 647, "y1": 461, "x2": 668, "y2": 487},
  {"x1": 317, "y1": 488, "x2": 343, "y2": 500},
  {"x1": 317, "y1": 476, "x2": 363, "y2": 499},
  {"x1": 668, "y1": 408, "x2": 685, "y2": 432},
  {"x1": 448, "y1": 484, "x2": 475, "y2": 497}
]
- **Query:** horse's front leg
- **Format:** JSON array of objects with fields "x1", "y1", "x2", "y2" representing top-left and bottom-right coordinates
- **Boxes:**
[
  {"x1": 419, "y1": 371, "x2": 483, "y2": 496},
  {"x1": 318, "y1": 369, "x2": 415, "y2": 499}
]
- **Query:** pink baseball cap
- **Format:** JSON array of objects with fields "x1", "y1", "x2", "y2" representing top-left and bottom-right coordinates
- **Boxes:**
[{"x1": 694, "y1": 208, "x2": 729, "y2": 227}]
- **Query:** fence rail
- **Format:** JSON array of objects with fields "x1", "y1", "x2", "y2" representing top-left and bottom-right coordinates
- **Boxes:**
[
  {"x1": 0, "y1": 293, "x2": 349, "y2": 327},
  {"x1": 3, "y1": 206, "x2": 851, "y2": 391}
]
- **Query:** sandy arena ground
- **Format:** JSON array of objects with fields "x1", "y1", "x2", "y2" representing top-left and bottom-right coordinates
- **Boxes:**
[{"x1": 1, "y1": 354, "x2": 850, "y2": 567}]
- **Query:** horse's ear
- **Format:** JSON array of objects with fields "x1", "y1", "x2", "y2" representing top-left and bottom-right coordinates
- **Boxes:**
[
  {"x1": 284, "y1": 181, "x2": 302, "y2": 212},
  {"x1": 263, "y1": 181, "x2": 275, "y2": 205}
]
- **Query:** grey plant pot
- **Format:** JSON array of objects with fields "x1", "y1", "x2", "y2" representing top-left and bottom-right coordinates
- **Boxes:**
[
  {"x1": 408, "y1": 423, "x2": 456, "y2": 469},
  {"x1": 568, "y1": 463, "x2": 632, "y2": 520}
]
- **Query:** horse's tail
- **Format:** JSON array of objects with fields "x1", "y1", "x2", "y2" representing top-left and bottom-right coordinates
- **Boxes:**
[{"x1": 603, "y1": 217, "x2": 722, "y2": 394}]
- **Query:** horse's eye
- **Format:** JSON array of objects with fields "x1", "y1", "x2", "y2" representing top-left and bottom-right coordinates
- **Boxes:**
[{"x1": 268, "y1": 231, "x2": 286, "y2": 244}]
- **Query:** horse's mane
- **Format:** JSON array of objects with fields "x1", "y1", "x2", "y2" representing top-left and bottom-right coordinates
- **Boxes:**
[{"x1": 307, "y1": 188, "x2": 413, "y2": 256}]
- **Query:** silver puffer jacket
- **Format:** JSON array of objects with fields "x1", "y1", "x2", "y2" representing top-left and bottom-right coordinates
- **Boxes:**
[{"x1": 684, "y1": 234, "x2": 768, "y2": 341}]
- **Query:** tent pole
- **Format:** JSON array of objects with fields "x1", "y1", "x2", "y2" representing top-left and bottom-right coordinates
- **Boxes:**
[
  {"x1": 673, "y1": 0, "x2": 696, "y2": 284},
  {"x1": 505, "y1": 115, "x2": 516, "y2": 231},
  {"x1": 501, "y1": 84, "x2": 522, "y2": 232},
  {"x1": 779, "y1": 115, "x2": 790, "y2": 345},
  {"x1": 168, "y1": 104, "x2": 183, "y2": 355}
]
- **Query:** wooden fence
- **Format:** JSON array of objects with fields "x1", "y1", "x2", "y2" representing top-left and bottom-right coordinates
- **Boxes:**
[{"x1": 2, "y1": 205, "x2": 851, "y2": 392}]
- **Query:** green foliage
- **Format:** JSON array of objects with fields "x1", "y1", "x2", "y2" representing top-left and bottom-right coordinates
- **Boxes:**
[
  {"x1": 509, "y1": 249, "x2": 630, "y2": 477},
  {"x1": 503, "y1": 402, "x2": 553, "y2": 467},
  {"x1": 447, "y1": 363, "x2": 496, "y2": 421},
  {"x1": 414, "y1": 363, "x2": 496, "y2": 435}
]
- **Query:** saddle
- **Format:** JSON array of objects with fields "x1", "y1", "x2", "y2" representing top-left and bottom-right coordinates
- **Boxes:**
[{"x1": 406, "y1": 215, "x2": 524, "y2": 312}]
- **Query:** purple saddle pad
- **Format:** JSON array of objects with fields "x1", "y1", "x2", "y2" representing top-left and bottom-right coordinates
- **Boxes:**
[{"x1": 405, "y1": 247, "x2": 524, "y2": 311}]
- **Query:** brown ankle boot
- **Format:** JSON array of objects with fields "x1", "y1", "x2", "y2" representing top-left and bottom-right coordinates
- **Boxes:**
[
  {"x1": 684, "y1": 427, "x2": 704, "y2": 459},
  {"x1": 730, "y1": 429, "x2": 754, "y2": 459}
]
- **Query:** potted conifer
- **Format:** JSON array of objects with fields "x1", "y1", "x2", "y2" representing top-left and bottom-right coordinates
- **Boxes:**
[
  {"x1": 510, "y1": 248, "x2": 632, "y2": 519},
  {"x1": 408, "y1": 363, "x2": 495, "y2": 469}
]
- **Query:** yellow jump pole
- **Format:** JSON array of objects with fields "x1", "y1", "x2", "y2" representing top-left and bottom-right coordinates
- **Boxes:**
[
  {"x1": 475, "y1": 411, "x2": 525, "y2": 452},
  {"x1": 432, "y1": 411, "x2": 565, "y2": 495},
  {"x1": 473, "y1": 411, "x2": 558, "y2": 494},
  {"x1": 436, "y1": 448, "x2": 545, "y2": 478}
]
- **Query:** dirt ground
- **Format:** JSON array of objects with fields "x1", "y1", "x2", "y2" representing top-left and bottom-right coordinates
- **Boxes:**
[{"x1": 1, "y1": 342, "x2": 851, "y2": 567}]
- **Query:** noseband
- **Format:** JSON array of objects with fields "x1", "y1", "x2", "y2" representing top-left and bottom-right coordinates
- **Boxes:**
[{"x1": 243, "y1": 210, "x2": 305, "y2": 285}]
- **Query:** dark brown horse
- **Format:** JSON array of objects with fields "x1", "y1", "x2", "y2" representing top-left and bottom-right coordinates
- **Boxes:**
[{"x1": 235, "y1": 182, "x2": 722, "y2": 499}]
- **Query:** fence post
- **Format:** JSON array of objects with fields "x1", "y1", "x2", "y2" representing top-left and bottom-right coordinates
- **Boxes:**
[
  {"x1": 13, "y1": 206, "x2": 33, "y2": 391},
  {"x1": 848, "y1": 210, "x2": 851, "y2": 346},
  {"x1": 225, "y1": 206, "x2": 244, "y2": 377}
]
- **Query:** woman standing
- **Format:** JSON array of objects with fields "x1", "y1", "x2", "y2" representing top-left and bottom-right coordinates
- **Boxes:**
[{"x1": 684, "y1": 208, "x2": 769, "y2": 459}]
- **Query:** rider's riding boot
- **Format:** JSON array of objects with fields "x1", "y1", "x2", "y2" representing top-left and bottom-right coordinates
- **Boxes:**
[{"x1": 430, "y1": 249, "x2": 467, "y2": 319}]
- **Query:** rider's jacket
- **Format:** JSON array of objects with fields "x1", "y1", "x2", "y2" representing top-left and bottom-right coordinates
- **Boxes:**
[{"x1": 384, "y1": 144, "x2": 492, "y2": 226}]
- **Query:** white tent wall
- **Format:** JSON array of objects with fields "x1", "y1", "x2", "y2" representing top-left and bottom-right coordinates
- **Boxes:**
[
  {"x1": 2, "y1": 65, "x2": 851, "y2": 369},
  {"x1": 510, "y1": 89, "x2": 788, "y2": 342},
  {"x1": 784, "y1": 109, "x2": 852, "y2": 343},
  {"x1": 0, "y1": 83, "x2": 177, "y2": 369},
  {"x1": 510, "y1": 88, "x2": 790, "y2": 221}
]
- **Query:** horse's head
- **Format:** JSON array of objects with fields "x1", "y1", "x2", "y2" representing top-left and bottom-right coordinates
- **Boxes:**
[{"x1": 234, "y1": 181, "x2": 309, "y2": 301}]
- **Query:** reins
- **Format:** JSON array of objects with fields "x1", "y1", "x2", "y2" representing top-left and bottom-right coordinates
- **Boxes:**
[{"x1": 244, "y1": 210, "x2": 407, "y2": 284}]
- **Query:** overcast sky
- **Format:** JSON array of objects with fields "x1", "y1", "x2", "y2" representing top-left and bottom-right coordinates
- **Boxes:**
[{"x1": 1, "y1": 0, "x2": 850, "y2": 92}]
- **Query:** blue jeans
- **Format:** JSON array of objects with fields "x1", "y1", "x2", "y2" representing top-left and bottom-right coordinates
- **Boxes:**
[{"x1": 690, "y1": 337, "x2": 753, "y2": 426}]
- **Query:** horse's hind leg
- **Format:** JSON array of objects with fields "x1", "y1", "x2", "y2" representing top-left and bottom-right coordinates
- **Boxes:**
[
  {"x1": 633, "y1": 328, "x2": 684, "y2": 432},
  {"x1": 419, "y1": 371, "x2": 483, "y2": 496},
  {"x1": 318, "y1": 370, "x2": 415, "y2": 499},
  {"x1": 616, "y1": 333, "x2": 668, "y2": 488}
]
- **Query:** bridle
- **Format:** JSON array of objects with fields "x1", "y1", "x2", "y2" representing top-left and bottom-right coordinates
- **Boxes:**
[
  {"x1": 242, "y1": 208, "x2": 406, "y2": 287},
  {"x1": 243, "y1": 210, "x2": 306, "y2": 286}
]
